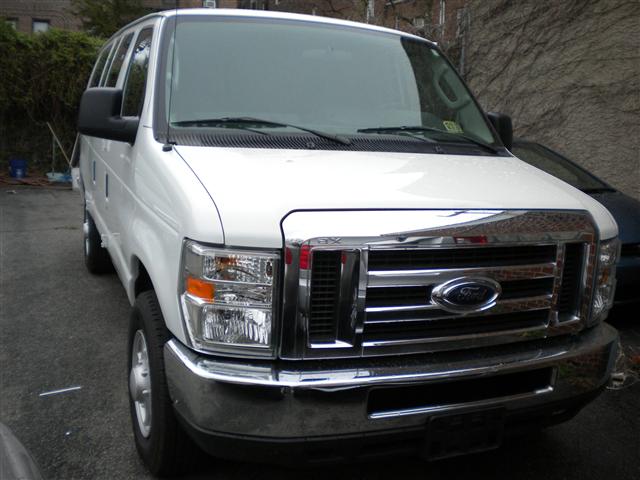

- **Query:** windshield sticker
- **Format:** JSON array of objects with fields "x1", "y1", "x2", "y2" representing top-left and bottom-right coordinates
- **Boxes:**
[{"x1": 443, "y1": 121, "x2": 463, "y2": 133}]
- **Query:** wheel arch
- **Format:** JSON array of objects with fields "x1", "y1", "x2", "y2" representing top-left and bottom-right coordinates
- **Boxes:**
[
  {"x1": 133, "y1": 258, "x2": 155, "y2": 298},
  {"x1": 126, "y1": 236, "x2": 188, "y2": 345}
]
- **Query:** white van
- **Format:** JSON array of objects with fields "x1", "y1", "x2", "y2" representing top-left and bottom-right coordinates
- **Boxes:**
[{"x1": 77, "y1": 9, "x2": 620, "y2": 475}]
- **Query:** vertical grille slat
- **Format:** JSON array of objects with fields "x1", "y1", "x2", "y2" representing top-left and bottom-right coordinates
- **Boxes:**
[
  {"x1": 308, "y1": 251, "x2": 341, "y2": 342},
  {"x1": 558, "y1": 243, "x2": 584, "y2": 320}
]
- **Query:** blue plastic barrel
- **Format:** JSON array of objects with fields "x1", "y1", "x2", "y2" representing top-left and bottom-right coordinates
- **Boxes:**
[{"x1": 9, "y1": 158, "x2": 27, "y2": 178}]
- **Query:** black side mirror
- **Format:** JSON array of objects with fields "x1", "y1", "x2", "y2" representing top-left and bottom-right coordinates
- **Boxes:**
[
  {"x1": 77, "y1": 87, "x2": 139, "y2": 144},
  {"x1": 486, "y1": 112, "x2": 513, "y2": 151}
]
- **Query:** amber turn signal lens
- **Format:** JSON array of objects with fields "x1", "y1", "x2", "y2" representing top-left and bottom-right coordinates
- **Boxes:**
[{"x1": 186, "y1": 276, "x2": 215, "y2": 301}]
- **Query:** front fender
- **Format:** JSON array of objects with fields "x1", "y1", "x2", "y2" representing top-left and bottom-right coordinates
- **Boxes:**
[{"x1": 124, "y1": 130, "x2": 225, "y2": 344}]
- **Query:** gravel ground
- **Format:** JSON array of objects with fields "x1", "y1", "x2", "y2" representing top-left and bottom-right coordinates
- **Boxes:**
[{"x1": 1, "y1": 187, "x2": 638, "y2": 480}]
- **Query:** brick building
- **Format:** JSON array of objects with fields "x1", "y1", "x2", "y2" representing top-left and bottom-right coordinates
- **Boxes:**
[
  {"x1": 0, "y1": 0, "x2": 82, "y2": 33},
  {"x1": 0, "y1": 0, "x2": 200, "y2": 34}
]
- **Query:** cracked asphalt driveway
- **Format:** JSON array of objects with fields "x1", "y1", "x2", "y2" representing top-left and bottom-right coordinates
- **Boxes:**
[{"x1": 1, "y1": 187, "x2": 638, "y2": 480}]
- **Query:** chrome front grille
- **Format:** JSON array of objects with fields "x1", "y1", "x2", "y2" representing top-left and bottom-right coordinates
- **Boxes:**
[
  {"x1": 361, "y1": 244, "x2": 581, "y2": 353},
  {"x1": 367, "y1": 244, "x2": 557, "y2": 270},
  {"x1": 281, "y1": 210, "x2": 597, "y2": 360},
  {"x1": 363, "y1": 309, "x2": 551, "y2": 343}
]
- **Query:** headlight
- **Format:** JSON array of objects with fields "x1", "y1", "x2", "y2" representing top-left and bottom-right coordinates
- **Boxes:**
[
  {"x1": 180, "y1": 241, "x2": 279, "y2": 357},
  {"x1": 590, "y1": 237, "x2": 620, "y2": 324}
]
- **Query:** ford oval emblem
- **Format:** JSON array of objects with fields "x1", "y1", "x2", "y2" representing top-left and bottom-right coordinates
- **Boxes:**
[{"x1": 431, "y1": 277, "x2": 501, "y2": 313}]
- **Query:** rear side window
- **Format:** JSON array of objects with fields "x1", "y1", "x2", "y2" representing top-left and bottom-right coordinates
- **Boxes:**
[
  {"x1": 105, "y1": 33, "x2": 134, "y2": 87},
  {"x1": 99, "y1": 43, "x2": 119, "y2": 87},
  {"x1": 122, "y1": 28, "x2": 153, "y2": 117},
  {"x1": 88, "y1": 44, "x2": 113, "y2": 87}
]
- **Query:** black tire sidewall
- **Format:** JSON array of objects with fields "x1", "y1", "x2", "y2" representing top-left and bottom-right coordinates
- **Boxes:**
[
  {"x1": 127, "y1": 291, "x2": 193, "y2": 476},
  {"x1": 128, "y1": 303, "x2": 154, "y2": 460},
  {"x1": 83, "y1": 205, "x2": 113, "y2": 274}
]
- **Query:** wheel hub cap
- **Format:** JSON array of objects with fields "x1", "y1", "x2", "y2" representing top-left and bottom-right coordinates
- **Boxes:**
[
  {"x1": 83, "y1": 220, "x2": 89, "y2": 254},
  {"x1": 130, "y1": 330, "x2": 152, "y2": 438}
]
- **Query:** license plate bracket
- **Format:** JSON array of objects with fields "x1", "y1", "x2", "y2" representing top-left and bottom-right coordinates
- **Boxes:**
[{"x1": 424, "y1": 407, "x2": 505, "y2": 460}]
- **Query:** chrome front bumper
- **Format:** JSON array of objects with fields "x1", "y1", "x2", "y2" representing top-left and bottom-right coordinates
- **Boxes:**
[{"x1": 164, "y1": 323, "x2": 618, "y2": 440}]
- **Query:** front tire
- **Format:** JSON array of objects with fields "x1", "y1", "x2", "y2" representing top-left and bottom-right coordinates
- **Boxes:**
[
  {"x1": 128, "y1": 291, "x2": 198, "y2": 476},
  {"x1": 83, "y1": 205, "x2": 114, "y2": 274}
]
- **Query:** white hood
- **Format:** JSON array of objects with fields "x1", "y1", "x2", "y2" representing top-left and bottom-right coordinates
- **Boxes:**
[{"x1": 175, "y1": 146, "x2": 617, "y2": 247}]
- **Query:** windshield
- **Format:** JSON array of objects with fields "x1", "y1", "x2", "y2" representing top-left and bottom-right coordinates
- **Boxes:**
[
  {"x1": 511, "y1": 142, "x2": 611, "y2": 192},
  {"x1": 161, "y1": 16, "x2": 498, "y2": 147}
]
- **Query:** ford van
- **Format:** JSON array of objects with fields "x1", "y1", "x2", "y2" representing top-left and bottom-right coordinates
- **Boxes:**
[{"x1": 77, "y1": 9, "x2": 620, "y2": 475}]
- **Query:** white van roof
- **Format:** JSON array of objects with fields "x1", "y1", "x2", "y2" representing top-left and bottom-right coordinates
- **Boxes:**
[{"x1": 120, "y1": 7, "x2": 434, "y2": 45}]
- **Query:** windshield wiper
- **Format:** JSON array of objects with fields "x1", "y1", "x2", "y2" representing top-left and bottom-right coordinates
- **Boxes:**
[
  {"x1": 171, "y1": 118, "x2": 271, "y2": 136},
  {"x1": 172, "y1": 117, "x2": 351, "y2": 146},
  {"x1": 358, "y1": 125, "x2": 499, "y2": 154}
]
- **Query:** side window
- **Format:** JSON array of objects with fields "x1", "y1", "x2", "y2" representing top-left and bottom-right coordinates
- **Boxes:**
[
  {"x1": 99, "y1": 43, "x2": 119, "y2": 87},
  {"x1": 88, "y1": 44, "x2": 113, "y2": 88},
  {"x1": 105, "y1": 33, "x2": 134, "y2": 87},
  {"x1": 122, "y1": 28, "x2": 153, "y2": 117}
]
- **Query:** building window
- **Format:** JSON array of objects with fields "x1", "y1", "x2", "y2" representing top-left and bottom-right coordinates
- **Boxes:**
[
  {"x1": 5, "y1": 18, "x2": 18, "y2": 29},
  {"x1": 32, "y1": 19, "x2": 50, "y2": 33},
  {"x1": 439, "y1": 0, "x2": 446, "y2": 25},
  {"x1": 413, "y1": 17, "x2": 425, "y2": 29},
  {"x1": 203, "y1": 0, "x2": 217, "y2": 7}
]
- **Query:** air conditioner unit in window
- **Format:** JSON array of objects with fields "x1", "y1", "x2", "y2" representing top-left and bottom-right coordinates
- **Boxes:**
[
  {"x1": 203, "y1": 0, "x2": 217, "y2": 8},
  {"x1": 413, "y1": 17, "x2": 426, "y2": 28}
]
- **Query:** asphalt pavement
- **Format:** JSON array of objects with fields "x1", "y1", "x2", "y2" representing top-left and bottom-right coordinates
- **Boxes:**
[{"x1": 1, "y1": 187, "x2": 638, "y2": 480}]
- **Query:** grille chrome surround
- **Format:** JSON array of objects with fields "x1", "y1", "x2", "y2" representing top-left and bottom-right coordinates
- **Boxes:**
[{"x1": 280, "y1": 210, "x2": 598, "y2": 360}]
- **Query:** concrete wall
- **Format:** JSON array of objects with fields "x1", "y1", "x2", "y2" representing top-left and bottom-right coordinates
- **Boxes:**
[{"x1": 462, "y1": 0, "x2": 639, "y2": 199}]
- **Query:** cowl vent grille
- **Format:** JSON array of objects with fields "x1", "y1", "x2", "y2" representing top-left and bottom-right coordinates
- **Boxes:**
[{"x1": 169, "y1": 131, "x2": 500, "y2": 156}]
